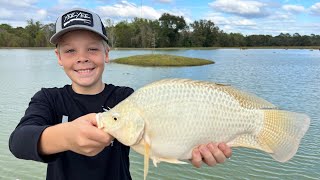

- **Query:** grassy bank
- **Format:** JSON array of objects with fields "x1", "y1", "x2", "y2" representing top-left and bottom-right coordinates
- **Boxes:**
[{"x1": 112, "y1": 54, "x2": 214, "y2": 67}]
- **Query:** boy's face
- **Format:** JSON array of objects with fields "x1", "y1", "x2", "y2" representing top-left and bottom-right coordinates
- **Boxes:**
[{"x1": 55, "y1": 30, "x2": 109, "y2": 93}]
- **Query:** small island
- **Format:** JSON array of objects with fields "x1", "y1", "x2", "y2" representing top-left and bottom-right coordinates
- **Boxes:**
[{"x1": 111, "y1": 54, "x2": 214, "y2": 67}]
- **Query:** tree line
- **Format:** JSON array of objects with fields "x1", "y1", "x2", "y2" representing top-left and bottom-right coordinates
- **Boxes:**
[{"x1": 1, "y1": 13, "x2": 319, "y2": 48}]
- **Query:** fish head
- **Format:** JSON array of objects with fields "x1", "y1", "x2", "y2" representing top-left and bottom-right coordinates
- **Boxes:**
[{"x1": 96, "y1": 100, "x2": 145, "y2": 146}]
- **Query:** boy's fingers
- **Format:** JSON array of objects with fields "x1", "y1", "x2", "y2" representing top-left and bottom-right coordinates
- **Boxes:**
[
  {"x1": 87, "y1": 127, "x2": 113, "y2": 144},
  {"x1": 207, "y1": 143, "x2": 225, "y2": 163},
  {"x1": 191, "y1": 148, "x2": 202, "y2": 168},
  {"x1": 79, "y1": 114, "x2": 112, "y2": 144},
  {"x1": 218, "y1": 143, "x2": 232, "y2": 158},
  {"x1": 199, "y1": 144, "x2": 217, "y2": 166}
]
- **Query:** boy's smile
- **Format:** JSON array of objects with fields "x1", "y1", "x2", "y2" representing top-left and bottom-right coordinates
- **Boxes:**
[
  {"x1": 55, "y1": 30, "x2": 109, "y2": 94},
  {"x1": 75, "y1": 68, "x2": 95, "y2": 77}
]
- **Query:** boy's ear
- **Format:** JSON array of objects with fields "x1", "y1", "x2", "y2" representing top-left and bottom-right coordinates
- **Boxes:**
[
  {"x1": 55, "y1": 49, "x2": 63, "y2": 66},
  {"x1": 105, "y1": 50, "x2": 109, "y2": 63}
]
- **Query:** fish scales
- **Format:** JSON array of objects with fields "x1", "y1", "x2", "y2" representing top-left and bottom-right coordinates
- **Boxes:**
[
  {"x1": 129, "y1": 79, "x2": 263, "y2": 159},
  {"x1": 96, "y1": 78, "x2": 310, "y2": 179}
]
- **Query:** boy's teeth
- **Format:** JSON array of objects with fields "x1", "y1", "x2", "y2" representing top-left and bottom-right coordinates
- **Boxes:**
[{"x1": 77, "y1": 69, "x2": 91, "y2": 73}]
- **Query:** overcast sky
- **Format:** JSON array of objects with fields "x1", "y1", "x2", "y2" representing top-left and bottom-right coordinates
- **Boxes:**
[{"x1": 0, "y1": 0, "x2": 319, "y2": 36}]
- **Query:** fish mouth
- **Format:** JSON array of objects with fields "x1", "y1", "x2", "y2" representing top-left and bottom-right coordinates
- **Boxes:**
[{"x1": 96, "y1": 113, "x2": 104, "y2": 129}]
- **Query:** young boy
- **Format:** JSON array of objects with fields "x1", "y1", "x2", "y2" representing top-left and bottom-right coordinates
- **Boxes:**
[{"x1": 9, "y1": 8, "x2": 231, "y2": 180}]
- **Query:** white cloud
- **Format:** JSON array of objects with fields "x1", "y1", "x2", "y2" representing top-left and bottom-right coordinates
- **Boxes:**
[
  {"x1": 208, "y1": 0, "x2": 268, "y2": 18},
  {"x1": 57, "y1": 0, "x2": 76, "y2": 4},
  {"x1": 0, "y1": 0, "x2": 317, "y2": 36},
  {"x1": 0, "y1": 0, "x2": 38, "y2": 7},
  {"x1": 233, "y1": 19, "x2": 256, "y2": 26},
  {"x1": 282, "y1": 5, "x2": 305, "y2": 13},
  {"x1": 206, "y1": 13, "x2": 255, "y2": 27},
  {"x1": 36, "y1": 9, "x2": 47, "y2": 21},
  {"x1": 0, "y1": 7, "x2": 48, "y2": 26},
  {"x1": 0, "y1": 8, "x2": 12, "y2": 18},
  {"x1": 97, "y1": 1, "x2": 161, "y2": 19},
  {"x1": 205, "y1": 1, "x2": 315, "y2": 35},
  {"x1": 269, "y1": 13, "x2": 290, "y2": 20},
  {"x1": 96, "y1": 1, "x2": 190, "y2": 23},
  {"x1": 155, "y1": 0, "x2": 173, "y2": 3},
  {"x1": 204, "y1": 12, "x2": 257, "y2": 34},
  {"x1": 205, "y1": 13, "x2": 230, "y2": 25},
  {"x1": 204, "y1": 10, "x2": 315, "y2": 36},
  {"x1": 0, "y1": 0, "x2": 46, "y2": 24},
  {"x1": 310, "y1": 2, "x2": 320, "y2": 15}
]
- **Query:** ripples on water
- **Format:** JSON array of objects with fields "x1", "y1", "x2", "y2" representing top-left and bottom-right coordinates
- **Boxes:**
[{"x1": 0, "y1": 49, "x2": 319, "y2": 179}]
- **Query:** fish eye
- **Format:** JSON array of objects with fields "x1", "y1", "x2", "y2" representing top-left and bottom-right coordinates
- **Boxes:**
[{"x1": 112, "y1": 112, "x2": 119, "y2": 121}]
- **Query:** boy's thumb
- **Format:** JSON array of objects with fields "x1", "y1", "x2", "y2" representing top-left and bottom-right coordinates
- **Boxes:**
[{"x1": 85, "y1": 113, "x2": 98, "y2": 127}]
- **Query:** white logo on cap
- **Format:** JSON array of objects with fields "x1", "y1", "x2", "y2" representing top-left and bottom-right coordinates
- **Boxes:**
[{"x1": 63, "y1": 11, "x2": 92, "y2": 27}]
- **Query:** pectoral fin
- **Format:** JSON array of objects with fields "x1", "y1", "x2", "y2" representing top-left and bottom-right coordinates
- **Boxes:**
[{"x1": 144, "y1": 142, "x2": 150, "y2": 180}]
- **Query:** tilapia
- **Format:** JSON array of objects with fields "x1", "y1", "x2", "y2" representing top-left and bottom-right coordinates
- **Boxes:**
[{"x1": 96, "y1": 78, "x2": 310, "y2": 179}]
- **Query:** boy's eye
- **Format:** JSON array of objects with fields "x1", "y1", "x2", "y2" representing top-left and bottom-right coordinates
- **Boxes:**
[
  {"x1": 65, "y1": 49, "x2": 75, "y2": 53},
  {"x1": 88, "y1": 48, "x2": 99, "y2": 52}
]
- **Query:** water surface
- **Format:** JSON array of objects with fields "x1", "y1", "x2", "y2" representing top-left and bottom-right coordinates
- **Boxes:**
[{"x1": 0, "y1": 48, "x2": 319, "y2": 179}]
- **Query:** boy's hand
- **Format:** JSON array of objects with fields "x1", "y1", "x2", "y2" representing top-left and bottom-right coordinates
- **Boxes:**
[
  {"x1": 39, "y1": 113, "x2": 112, "y2": 156},
  {"x1": 191, "y1": 142, "x2": 232, "y2": 168},
  {"x1": 64, "y1": 113, "x2": 113, "y2": 156}
]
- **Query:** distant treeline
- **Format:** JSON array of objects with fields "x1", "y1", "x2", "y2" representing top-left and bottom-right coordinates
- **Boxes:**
[{"x1": 1, "y1": 13, "x2": 320, "y2": 48}]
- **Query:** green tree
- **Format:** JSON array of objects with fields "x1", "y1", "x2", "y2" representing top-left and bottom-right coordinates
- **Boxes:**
[
  {"x1": 1, "y1": 15, "x2": 320, "y2": 48},
  {"x1": 310, "y1": 34, "x2": 320, "y2": 46},
  {"x1": 130, "y1": 18, "x2": 155, "y2": 48},
  {"x1": 190, "y1": 20, "x2": 219, "y2": 47},
  {"x1": 35, "y1": 30, "x2": 47, "y2": 47},
  {"x1": 24, "y1": 19, "x2": 42, "y2": 47},
  {"x1": 158, "y1": 13, "x2": 187, "y2": 47},
  {"x1": 218, "y1": 31, "x2": 232, "y2": 47},
  {"x1": 105, "y1": 19, "x2": 116, "y2": 47},
  {"x1": 0, "y1": 24, "x2": 13, "y2": 33},
  {"x1": 179, "y1": 29, "x2": 192, "y2": 47},
  {"x1": 0, "y1": 24, "x2": 25, "y2": 47},
  {"x1": 271, "y1": 33, "x2": 291, "y2": 46},
  {"x1": 42, "y1": 23, "x2": 55, "y2": 46},
  {"x1": 114, "y1": 21, "x2": 135, "y2": 47},
  {"x1": 246, "y1": 35, "x2": 272, "y2": 46}
]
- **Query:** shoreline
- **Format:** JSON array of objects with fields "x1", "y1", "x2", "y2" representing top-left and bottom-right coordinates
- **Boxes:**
[{"x1": 1, "y1": 46, "x2": 320, "y2": 50}]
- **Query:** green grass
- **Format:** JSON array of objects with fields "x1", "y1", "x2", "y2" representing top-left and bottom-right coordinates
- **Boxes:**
[{"x1": 112, "y1": 54, "x2": 214, "y2": 67}]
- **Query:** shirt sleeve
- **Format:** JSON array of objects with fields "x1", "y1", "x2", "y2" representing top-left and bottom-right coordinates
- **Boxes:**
[
  {"x1": 115, "y1": 86, "x2": 134, "y2": 103},
  {"x1": 9, "y1": 89, "x2": 59, "y2": 163}
]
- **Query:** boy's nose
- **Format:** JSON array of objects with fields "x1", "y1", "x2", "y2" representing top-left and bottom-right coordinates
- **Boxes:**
[
  {"x1": 76, "y1": 50, "x2": 91, "y2": 63},
  {"x1": 77, "y1": 59, "x2": 89, "y2": 63}
]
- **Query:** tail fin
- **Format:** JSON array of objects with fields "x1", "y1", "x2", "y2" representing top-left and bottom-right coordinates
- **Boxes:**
[{"x1": 258, "y1": 110, "x2": 310, "y2": 162}]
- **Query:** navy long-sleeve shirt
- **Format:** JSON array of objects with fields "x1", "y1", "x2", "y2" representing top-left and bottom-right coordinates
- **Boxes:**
[{"x1": 9, "y1": 84, "x2": 134, "y2": 180}]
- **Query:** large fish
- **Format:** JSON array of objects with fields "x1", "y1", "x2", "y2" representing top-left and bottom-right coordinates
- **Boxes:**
[{"x1": 96, "y1": 78, "x2": 310, "y2": 179}]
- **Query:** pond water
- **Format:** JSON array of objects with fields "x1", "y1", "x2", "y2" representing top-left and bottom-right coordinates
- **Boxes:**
[{"x1": 0, "y1": 48, "x2": 319, "y2": 179}]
